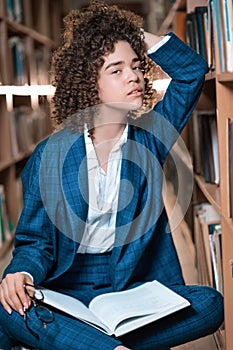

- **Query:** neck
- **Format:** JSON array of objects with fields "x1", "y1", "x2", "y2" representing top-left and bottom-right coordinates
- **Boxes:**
[
  {"x1": 92, "y1": 123, "x2": 125, "y2": 145},
  {"x1": 92, "y1": 104, "x2": 127, "y2": 144}
]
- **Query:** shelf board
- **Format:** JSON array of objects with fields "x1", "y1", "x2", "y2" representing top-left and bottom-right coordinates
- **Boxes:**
[
  {"x1": 217, "y1": 72, "x2": 233, "y2": 83},
  {"x1": 195, "y1": 175, "x2": 221, "y2": 213},
  {"x1": 6, "y1": 18, "x2": 57, "y2": 48}
]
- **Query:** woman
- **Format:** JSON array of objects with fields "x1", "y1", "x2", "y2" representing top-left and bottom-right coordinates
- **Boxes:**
[{"x1": 0, "y1": 1, "x2": 223, "y2": 349}]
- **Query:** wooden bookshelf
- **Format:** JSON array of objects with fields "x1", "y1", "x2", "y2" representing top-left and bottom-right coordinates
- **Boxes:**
[
  {"x1": 160, "y1": 0, "x2": 233, "y2": 348},
  {"x1": 187, "y1": 0, "x2": 233, "y2": 348},
  {"x1": 0, "y1": 0, "x2": 61, "y2": 257}
]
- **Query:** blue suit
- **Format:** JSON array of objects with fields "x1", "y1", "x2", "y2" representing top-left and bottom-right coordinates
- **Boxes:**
[{"x1": 0, "y1": 33, "x2": 224, "y2": 350}]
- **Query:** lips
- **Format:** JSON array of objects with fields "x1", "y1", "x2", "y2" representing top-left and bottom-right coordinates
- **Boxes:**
[{"x1": 127, "y1": 87, "x2": 143, "y2": 96}]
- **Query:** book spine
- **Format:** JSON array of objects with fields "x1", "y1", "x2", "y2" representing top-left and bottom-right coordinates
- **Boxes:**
[
  {"x1": 13, "y1": 0, "x2": 23, "y2": 23},
  {"x1": 195, "y1": 7, "x2": 208, "y2": 61},
  {"x1": 196, "y1": 112, "x2": 219, "y2": 184},
  {"x1": 228, "y1": 119, "x2": 233, "y2": 220},
  {"x1": 213, "y1": 0, "x2": 226, "y2": 72},
  {"x1": 6, "y1": 0, "x2": 14, "y2": 20},
  {"x1": 208, "y1": 223, "x2": 223, "y2": 293},
  {"x1": 193, "y1": 203, "x2": 221, "y2": 287},
  {"x1": 186, "y1": 5, "x2": 215, "y2": 70},
  {"x1": 221, "y1": 0, "x2": 233, "y2": 72},
  {"x1": 0, "y1": 195, "x2": 4, "y2": 247},
  {"x1": 0, "y1": 185, "x2": 12, "y2": 246},
  {"x1": 207, "y1": 0, "x2": 216, "y2": 70}
]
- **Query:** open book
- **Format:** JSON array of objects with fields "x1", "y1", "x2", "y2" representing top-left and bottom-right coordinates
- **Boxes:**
[{"x1": 37, "y1": 280, "x2": 190, "y2": 337}]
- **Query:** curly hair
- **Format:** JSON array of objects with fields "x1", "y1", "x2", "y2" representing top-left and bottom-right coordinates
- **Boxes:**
[{"x1": 50, "y1": 0, "x2": 157, "y2": 132}]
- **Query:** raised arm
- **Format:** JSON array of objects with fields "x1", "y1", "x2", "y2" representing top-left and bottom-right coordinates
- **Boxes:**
[{"x1": 142, "y1": 32, "x2": 209, "y2": 164}]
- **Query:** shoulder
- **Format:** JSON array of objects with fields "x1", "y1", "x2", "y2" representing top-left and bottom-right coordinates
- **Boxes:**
[{"x1": 21, "y1": 128, "x2": 84, "y2": 186}]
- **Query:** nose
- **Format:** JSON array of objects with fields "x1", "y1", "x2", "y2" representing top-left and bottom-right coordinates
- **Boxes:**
[{"x1": 126, "y1": 68, "x2": 139, "y2": 83}]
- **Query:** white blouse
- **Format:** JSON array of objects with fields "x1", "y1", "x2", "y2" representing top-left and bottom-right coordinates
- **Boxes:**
[{"x1": 77, "y1": 125, "x2": 128, "y2": 253}]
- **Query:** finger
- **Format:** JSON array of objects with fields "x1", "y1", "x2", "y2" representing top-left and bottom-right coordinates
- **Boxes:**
[
  {"x1": 2, "y1": 273, "x2": 27, "y2": 315},
  {"x1": 15, "y1": 275, "x2": 33, "y2": 311},
  {"x1": 0, "y1": 284, "x2": 12, "y2": 315}
]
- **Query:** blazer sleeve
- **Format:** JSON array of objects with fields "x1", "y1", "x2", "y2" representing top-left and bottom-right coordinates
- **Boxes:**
[
  {"x1": 3, "y1": 141, "x2": 56, "y2": 286},
  {"x1": 146, "y1": 32, "x2": 209, "y2": 164}
]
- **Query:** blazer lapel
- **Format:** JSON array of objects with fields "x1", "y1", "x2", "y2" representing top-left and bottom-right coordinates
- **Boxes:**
[
  {"x1": 114, "y1": 126, "x2": 142, "y2": 245},
  {"x1": 110, "y1": 126, "x2": 148, "y2": 288},
  {"x1": 61, "y1": 130, "x2": 88, "y2": 244}
]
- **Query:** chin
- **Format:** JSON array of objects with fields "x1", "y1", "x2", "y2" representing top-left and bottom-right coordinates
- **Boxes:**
[{"x1": 130, "y1": 101, "x2": 143, "y2": 110}]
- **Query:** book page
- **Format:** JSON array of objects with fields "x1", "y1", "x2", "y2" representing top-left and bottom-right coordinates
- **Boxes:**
[
  {"x1": 89, "y1": 280, "x2": 190, "y2": 335},
  {"x1": 40, "y1": 288, "x2": 111, "y2": 334}
]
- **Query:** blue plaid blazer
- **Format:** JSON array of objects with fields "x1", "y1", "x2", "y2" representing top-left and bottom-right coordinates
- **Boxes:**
[{"x1": 4, "y1": 33, "x2": 209, "y2": 292}]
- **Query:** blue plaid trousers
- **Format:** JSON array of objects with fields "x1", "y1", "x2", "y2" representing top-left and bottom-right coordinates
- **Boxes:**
[{"x1": 0, "y1": 253, "x2": 224, "y2": 350}]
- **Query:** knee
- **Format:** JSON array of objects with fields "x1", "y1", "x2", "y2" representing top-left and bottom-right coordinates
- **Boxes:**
[
  {"x1": 171, "y1": 284, "x2": 224, "y2": 334},
  {"x1": 202, "y1": 286, "x2": 224, "y2": 329},
  {"x1": 184, "y1": 285, "x2": 224, "y2": 334}
]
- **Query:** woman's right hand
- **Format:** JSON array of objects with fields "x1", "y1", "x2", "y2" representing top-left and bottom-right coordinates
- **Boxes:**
[
  {"x1": 0, "y1": 272, "x2": 33, "y2": 316},
  {"x1": 144, "y1": 31, "x2": 163, "y2": 52}
]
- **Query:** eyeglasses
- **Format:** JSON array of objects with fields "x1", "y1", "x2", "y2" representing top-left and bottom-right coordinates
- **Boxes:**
[{"x1": 24, "y1": 283, "x2": 54, "y2": 340}]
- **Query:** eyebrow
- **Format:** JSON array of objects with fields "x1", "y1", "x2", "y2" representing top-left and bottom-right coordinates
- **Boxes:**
[{"x1": 105, "y1": 57, "x2": 140, "y2": 71}]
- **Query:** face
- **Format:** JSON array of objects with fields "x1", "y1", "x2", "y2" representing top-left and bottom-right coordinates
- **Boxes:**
[{"x1": 97, "y1": 41, "x2": 145, "y2": 111}]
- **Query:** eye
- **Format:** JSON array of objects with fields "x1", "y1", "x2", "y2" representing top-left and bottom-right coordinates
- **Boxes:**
[
  {"x1": 132, "y1": 65, "x2": 142, "y2": 71},
  {"x1": 112, "y1": 69, "x2": 121, "y2": 74}
]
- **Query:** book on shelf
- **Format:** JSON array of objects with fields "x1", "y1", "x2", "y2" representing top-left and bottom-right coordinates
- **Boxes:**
[
  {"x1": 34, "y1": 48, "x2": 50, "y2": 85},
  {"x1": 213, "y1": 0, "x2": 233, "y2": 73},
  {"x1": 193, "y1": 202, "x2": 223, "y2": 293},
  {"x1": 6, "y1": 0, "x2": 23, "y2": 23},
  {"x1": 209, "y1": 114, "x2": 220, "y2": 185},
  {"x1": 0, "y1": 41, "x2": 5, "y2": 85},
  {"x1": 186, "y1": 3, "x2": 215, "y2": 70},
  {"x1": 0, "y1": 185, "x2": 13, "y2": 248},
  {"x1": 190, "y1": 111, "x2": 219, "y2": 185},
  {"x1": 6, "y1": 0, "x2": 15, "y2": 21},
  {"x1": 220, "y1": 0, "x2": 233, "y2": 72},
  {"x1": 229, "y1": 119, "x2": 233, "y2": 220},
  {"x1": 206, "y1": 0, "x2": 215, "y2": 70},
  {"x1": 8, "y1": 36, "x2": 28, "y2": 85},
  {"x1": 15, "y1": 177, "x2": 24, "y2": 218},
  {"x1": 208, "y1": 223, "x2": 223, "y2": 293},
  {"x1": 9, "y1": 106, "x2": 33, "y2": 155},
  {"x1": 35, "y1": 280, "x2": 190, "y2": 337},
  {"x1": 195, "y1": 6, "x2": 208, "y2": 62},
  {"x1": 213, "y1": 0, "x2": 226, "y2": 72},
  {"x1": 186, "y1": 12, "x2": 199, "y2": 52},
  {"x1": 9, "y1": 109, "x2": 19, "y2": 158},
  {"x1": 9, "y1": 106, "x2": 49, "y2": 157}
]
